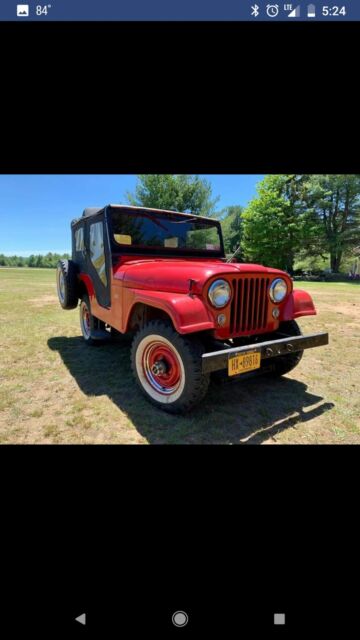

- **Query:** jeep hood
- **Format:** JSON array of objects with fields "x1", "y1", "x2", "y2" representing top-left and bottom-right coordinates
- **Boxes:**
[{"x1": 114, "y1": 259, "x2": 287, "y2": 294}]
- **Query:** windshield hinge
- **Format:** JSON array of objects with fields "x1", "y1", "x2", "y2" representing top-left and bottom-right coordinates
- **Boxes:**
[{"x1": 188, "y1": 279, "x2": 197, "y2": 297}]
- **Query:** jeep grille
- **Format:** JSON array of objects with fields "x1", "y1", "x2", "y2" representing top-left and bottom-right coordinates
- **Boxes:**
[{"x1": 229, "y1": 276, "x2": 270, "y2": 335}]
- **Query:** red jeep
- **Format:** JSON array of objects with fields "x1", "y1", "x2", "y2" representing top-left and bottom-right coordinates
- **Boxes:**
[{"x1": 56, "y1": 205, "x2": 328, "y2": 413}]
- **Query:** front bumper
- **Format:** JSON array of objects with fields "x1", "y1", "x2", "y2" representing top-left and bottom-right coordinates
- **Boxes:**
[{"x1": 202, "y1": 332, "x2": 329, "y2": 374}]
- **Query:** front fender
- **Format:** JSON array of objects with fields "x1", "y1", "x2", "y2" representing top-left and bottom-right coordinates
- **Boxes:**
[
  {"x1": 124, "y1": 290, "x2": 215, "y2": 334},
  {"x1": 281, "y1": 289, "x2": 316, "y2": 320}
]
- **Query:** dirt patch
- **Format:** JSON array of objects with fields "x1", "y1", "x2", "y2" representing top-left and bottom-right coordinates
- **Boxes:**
[{"x1": 28, "y1": 295, "x2": 58, "y2": 307}]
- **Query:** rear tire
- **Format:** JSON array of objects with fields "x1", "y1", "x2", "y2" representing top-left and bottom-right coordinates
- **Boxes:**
[
  {"x1": 79, "y1": 294, "x2": 103, "y2": 346},
  {"x1": 131, "y1": 320, "x2": 209, "y2": 413},
  {"x1": 56, "y1": 259, "x2": 78, "y2": 310},
  {"x1": 268, "y1": 320, "x2": 303, "y2": 377}
]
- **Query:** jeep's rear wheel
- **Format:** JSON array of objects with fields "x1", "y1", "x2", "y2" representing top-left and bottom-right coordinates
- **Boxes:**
[
  {"x1": 80, "y1": 296, "x2": 92, "y2": 342},
  {"x1": 131, "y1": 321, "x2": 209, "y2": 413},
  {"x1": 79, "y1": 294, "x2": 101, "y2": 346},
  {"x1": 80, "y1": 295, "x2": 111, "y2": 345}
]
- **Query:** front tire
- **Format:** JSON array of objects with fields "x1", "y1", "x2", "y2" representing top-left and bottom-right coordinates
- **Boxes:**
[
  {"x1": 269, "y1": 320, "x2": 303, "y2": 377},
  {"x1": 131, "y1": 321, "x2": 210, "y2": 413}
]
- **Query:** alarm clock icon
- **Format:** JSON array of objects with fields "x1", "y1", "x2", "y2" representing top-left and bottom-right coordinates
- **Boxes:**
[{"x1": 266, "y1": 4, "x2": 279, "y2": 17}]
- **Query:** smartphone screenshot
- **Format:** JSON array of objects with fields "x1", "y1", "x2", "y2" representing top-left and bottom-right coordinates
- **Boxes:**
[{"x1": 0, "y1": 1, "x2": 358, "y2": 638}]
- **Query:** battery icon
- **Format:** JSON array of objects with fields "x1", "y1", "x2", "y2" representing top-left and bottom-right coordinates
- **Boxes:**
[{"x1": 307, "y1": 4, "x2": 316, "y2": 17}]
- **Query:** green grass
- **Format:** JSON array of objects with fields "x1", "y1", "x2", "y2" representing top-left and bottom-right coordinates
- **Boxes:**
[
  {"x1": 293, "y1": 280, "x2": 360, "y2": 291},
  {"x1": 0, "y1": 267, "x2": 359, "y2": 444}
]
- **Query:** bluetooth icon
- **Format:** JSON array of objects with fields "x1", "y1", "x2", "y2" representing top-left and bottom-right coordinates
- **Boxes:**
[{"x1": 251, "y1": 4, "x2": 260, "y2": 17}]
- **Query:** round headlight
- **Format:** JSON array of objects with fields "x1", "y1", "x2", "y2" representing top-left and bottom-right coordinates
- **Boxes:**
[
  {"x1": 269, "y1": 278, "x2": 287, "y2": 303},
  {"x1": 208, "y1": 279, "x2": 231, "y2": 308}
]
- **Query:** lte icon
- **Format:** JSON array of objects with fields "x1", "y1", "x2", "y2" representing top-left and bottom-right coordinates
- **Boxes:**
[
  {"x1": 17, "y1": 4, "x2": 29, "y2": 16},
  {"x1": 288, "y1": 5, "x2": 300, "y2": 17}
]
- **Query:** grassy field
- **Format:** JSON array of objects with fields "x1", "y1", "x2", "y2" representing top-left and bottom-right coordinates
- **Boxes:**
[{"x1": 0, "y1": 268, "x2": 359, "y2": 444}]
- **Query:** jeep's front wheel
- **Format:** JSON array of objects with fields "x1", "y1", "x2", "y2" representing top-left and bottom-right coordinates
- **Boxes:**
[
  {"x1": 131, "y1": 321, "x2": 209, "y2": 413},
  {"x1": 268, "y1": 320, "x2": 304, "y2": 377}
]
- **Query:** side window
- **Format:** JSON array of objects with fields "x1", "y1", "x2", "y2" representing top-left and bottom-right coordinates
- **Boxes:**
[
  {"x1": 89, "y1": 221, "x2": 107, "y2": 286},
  {"x1": 75, "y1": 227, "x2": 84, "y2": 252}
]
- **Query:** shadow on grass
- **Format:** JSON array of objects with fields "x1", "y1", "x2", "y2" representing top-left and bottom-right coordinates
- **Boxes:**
[{"x1": 48, "y1": 336, "x2": 335, "y2": 444}]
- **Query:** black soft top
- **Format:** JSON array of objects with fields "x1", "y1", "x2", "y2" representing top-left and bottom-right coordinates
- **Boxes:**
[
  {"x1": 71, "y1": 206, "x2": 106, "y2": 227},
  {"x1": 82, "y1": 207, "x2": 104, "y2": 218}
]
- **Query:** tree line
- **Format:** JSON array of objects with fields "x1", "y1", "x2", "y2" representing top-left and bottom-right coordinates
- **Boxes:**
[
  {"x1": 128, "y1": 174, "x2": 360, "y2": 273},
  {"x1": 0, "y1": 252, "x2": 70, "y2": 268}
]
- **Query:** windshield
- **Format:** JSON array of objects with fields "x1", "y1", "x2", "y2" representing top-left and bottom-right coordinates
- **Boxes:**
[{"x1": 110, "y1": 208, "x2": 224, "y2": 256}]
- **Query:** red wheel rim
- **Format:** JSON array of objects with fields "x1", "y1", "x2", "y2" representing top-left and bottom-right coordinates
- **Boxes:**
[
  {"x1": 142, "y1": 340, "x2": 182, "y2": 395},
  {"x1": 81, "y1": 303, "x2": 91, "y2": 338}
]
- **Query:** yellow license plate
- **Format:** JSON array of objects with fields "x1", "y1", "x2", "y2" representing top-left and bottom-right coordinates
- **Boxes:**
[{"x1": 228, "y1": 350, "x2": 261, "y2": 376}]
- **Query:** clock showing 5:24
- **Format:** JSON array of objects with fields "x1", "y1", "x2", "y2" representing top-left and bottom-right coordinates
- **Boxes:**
[{"x1": 322, "y1": 5, "x2": 347, "y2": 15}]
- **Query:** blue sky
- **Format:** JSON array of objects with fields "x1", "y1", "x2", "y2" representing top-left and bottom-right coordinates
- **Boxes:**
[{"x1": 0, "y1": 175, "x2": 264, "y2": 255}]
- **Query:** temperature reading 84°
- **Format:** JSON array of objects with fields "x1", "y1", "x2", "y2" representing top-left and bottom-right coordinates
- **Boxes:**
[{"x1": 36, "y1": 4, "x2": 51, "y2": 15}]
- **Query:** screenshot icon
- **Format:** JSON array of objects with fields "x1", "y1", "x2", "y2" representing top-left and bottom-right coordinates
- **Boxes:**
[{"x1": 17, "y1": 4, "x2": 29, "y2": 16}]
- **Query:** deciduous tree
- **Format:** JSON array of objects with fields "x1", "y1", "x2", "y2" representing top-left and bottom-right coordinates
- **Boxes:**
[
  {"x1": 126, "y1": 174, "x2": 219, "y2": 217},
  {"x1": 303, "y1": 174, "x2": 360, "y2": 272},
  {"x1": 241, "y1": 175, "x2": 309, "y2": 272}
]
